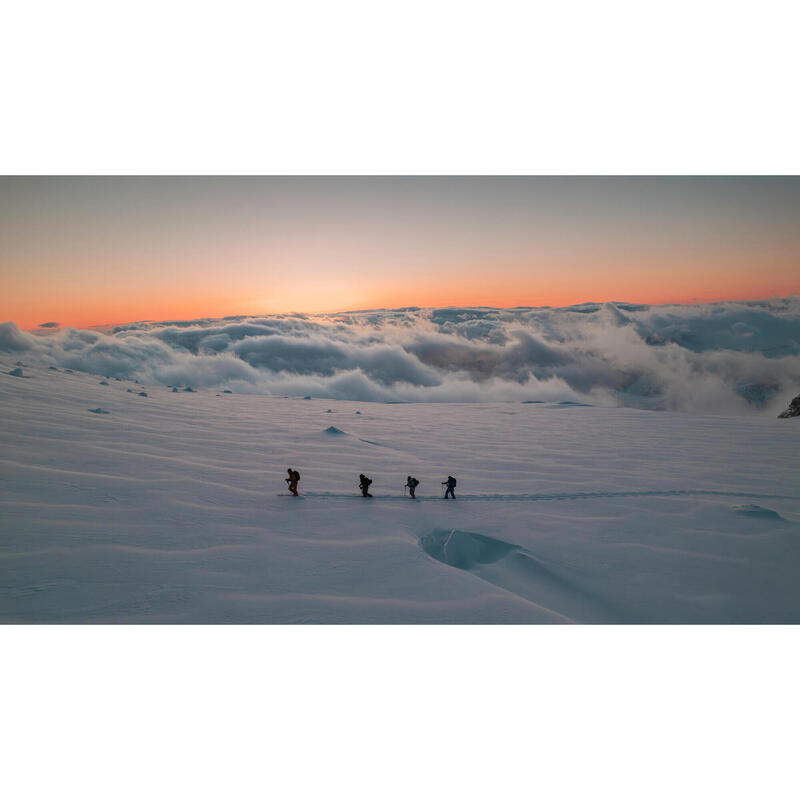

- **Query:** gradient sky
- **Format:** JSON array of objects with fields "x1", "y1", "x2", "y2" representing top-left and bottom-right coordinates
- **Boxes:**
[{"x1": 1, "y1": 176, "x2": 799, "y2": 329}]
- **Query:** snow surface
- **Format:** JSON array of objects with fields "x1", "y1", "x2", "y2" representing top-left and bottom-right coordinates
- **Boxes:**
[{"x1": 1, "y1": 356, "x2": 799, "y2": 623}]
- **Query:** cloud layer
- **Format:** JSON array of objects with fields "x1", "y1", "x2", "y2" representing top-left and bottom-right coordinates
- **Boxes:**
[{"x1": 3, "y1": 298, "x2": 800, "y2": 414}]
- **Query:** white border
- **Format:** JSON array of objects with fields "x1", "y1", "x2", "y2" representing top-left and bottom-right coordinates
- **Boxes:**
[
  {"x1": 2, "y1": 626, "x2": 799, "y2": 799},
  {"x1": 2, "y1": 1, "x2": 799, "y2": 175}
]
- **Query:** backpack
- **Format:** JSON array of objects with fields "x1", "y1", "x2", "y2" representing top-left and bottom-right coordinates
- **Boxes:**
[
  {"x1": 293, "y1": 470, "x2": 300, "y2": 482},
  {"x1": 451, "y1": 477, "x2": 457, "y2": 487},
  {"x1": 412, "y1": 478, "x2": 419, "y2": 487}
]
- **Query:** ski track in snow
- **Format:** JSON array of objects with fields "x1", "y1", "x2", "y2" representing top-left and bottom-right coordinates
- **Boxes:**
[
  {"x1": 2, "y1": 357, "x2": 800, "y2": 623},
  {"x1": 287, "y1": 489, "x2": 800, "y2": 502}
]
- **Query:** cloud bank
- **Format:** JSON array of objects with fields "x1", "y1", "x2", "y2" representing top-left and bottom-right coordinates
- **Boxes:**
[{"x1": 3, "y1": 298, "x2": 800, "y2": 414}]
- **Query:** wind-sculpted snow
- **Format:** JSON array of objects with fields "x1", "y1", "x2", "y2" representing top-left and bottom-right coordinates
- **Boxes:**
[
  {"x1": 2, "y1": 363, "x2": 799, "y2": 623},
  {"x1": 2, "y1": 296, "x2": 800, "y2": 413}
]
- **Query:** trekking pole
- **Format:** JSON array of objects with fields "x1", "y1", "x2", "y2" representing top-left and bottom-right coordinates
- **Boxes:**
[{"x1": 404, "y1": 484, "x2": 407, "y2": 496}]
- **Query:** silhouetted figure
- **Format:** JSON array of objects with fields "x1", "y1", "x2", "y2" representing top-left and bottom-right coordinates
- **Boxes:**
[
  {"x1": 442, "y1": 475, "x2": 457, "y2": 499},
  {"x1": 405, "y1": 475, "x2": 419, "y2": 498},
  {"x1": 359, "y1": 473, "x2": 373, "y2": 497},
  {"x1": 286, "y1": 468, "x2": 300, "y2": 496}
]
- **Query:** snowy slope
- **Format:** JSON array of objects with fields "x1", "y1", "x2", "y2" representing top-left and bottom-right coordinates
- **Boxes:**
[{"x1": 2, "y1": 357, "x2": 799, "y2": 623}]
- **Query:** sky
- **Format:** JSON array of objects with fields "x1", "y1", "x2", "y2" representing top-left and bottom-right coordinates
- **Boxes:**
[{"x1": 1, "y1": 176, "x2": 799, "y2": 330}]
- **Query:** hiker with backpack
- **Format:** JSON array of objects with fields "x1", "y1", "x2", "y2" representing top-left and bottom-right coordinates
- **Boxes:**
[
  {"x1": 286, "y1": 468, "x2": 300, "y2": 496},
  {"x1": 359, "y1": 473, "x2": 373, "y2": 497},
  {"x1": 442, "y1": 475, "x2": 457, "y2": 499},
  {"x1": 405, "y1": 475, "x2": 420, "y2": 499}
]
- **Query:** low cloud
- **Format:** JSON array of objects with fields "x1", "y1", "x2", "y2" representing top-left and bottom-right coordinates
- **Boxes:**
[{"x1": 3, "y1": 297, "x2": 800, "y2": 414}]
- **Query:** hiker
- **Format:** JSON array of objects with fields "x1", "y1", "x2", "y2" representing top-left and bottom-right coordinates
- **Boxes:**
[
  {"x1": 286, "y1": 468, "x2": 300, "y2": 496},
  {"x1": 405, "y1": 475, "x2": 419, "y2": 498},
  {"x1": 359, "y1": 473, "x2": 373, "y2": 498},
  {"x1": 442, "y1": 475, "x2": 457, "y2": 499}
]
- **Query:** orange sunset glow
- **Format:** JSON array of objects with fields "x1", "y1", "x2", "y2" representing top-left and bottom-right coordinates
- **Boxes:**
[{"x1": 2, "y1": 176, "x2": 798, "y2": 330}]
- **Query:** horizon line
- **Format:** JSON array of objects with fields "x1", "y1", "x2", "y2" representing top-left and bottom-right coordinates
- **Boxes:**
[{"x1": 12, "y1": 291, "x2": 800, "y2": 333}]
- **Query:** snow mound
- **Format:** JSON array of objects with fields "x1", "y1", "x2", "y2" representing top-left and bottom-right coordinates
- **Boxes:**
[
  {"x1": 420, "y1": 529, "x2": 517, "y2": 569},
  {"x1": 731, "y1": 504, "x2": 783, "y2": 520},
  {"x1": 323, "y1": 426, "x2": 346, "y2": 435},
  {"x1": 8, "y1": 367, "x2": 27, "y2": 377},
  {"x1": 99, "y1": 380, "x2": 109, "y2": 385},
  {"x1": 138, "y1": 392, "x2": 148, "y2": 397},
  {"x1": 88, "y1": 408, "x2": 110, "y2": 414},
  {"x1": 419, "y1": 529, "x2": 586, "y2": 621}
]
